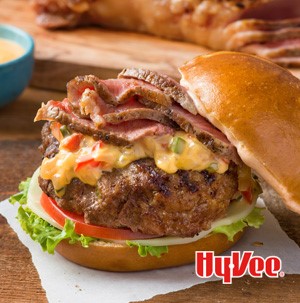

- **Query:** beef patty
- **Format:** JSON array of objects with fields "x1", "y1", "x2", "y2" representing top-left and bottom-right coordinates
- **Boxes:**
[{"x1": 39, "y1": 123, "x2": 238, "y2": 237}]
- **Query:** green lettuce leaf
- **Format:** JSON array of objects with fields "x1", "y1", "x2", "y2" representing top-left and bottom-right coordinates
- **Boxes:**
[
  {"x1": 212, "y1": 207, "x2": 265, "y2": 241},
  {"x1": 9, "y1": 178, "x2": 94, "y2": 254},
  {"x1": 9, "y1": 178, "x2": 31, "y2": 205},
  {"x1": 126, "y1": 241, "x2": 168, "y2": 258}
]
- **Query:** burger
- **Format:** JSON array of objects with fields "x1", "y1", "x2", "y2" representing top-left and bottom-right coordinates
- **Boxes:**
[{"x1": 10, "y1": 51, "x2": 299, "y2": 271}]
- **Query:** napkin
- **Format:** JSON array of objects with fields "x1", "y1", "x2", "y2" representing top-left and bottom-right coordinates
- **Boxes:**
[{"x1": 1, "y1": 198, "x2": 300, "y2": 303}]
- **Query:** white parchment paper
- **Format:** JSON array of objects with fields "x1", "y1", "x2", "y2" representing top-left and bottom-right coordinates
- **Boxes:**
[{"x1": 1, "y1": 198, "x2": 300, "y2": 303}]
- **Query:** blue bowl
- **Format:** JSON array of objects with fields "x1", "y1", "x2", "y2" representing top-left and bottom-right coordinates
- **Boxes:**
[{"x1": 0, "y1": 24, "x2": 34, "y2": 107}]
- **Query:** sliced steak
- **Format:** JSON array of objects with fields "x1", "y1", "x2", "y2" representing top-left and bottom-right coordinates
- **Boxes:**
[
  {"x1": 66, "y1": 75, "x2": 174, "y2": 127},
  {"x1": 102, "y1": 108, "x2": 173, "y2": 125},
  {"x1": 104, "y1": 78, "x2": 172, "y2": 106},
  {"x1": 35, "y1": 103, "x2": 174, "y2": 145},
  {"x1": 104, "y1": 120, "x2": 174, "y2": 142},
  {"x1": 139, "y1": 98, "x2": 240, "y2": 163},
  {"x1": 36, "y1": 71, "x2": 239, "y2": 162},
  {"x1": 67, "y1": 75, "x2": 117, "y2": 109},
  {"x1": 67, "y1": 75, "x2": 172, "y2": 117},
  {"x1": 119, "y1": 68, "x2": 198, "y2": 115},
  {"x1": 240, "y1": 39, "x2": 300, "y2": 67},
  {"x1": 170, "y1": 104, "x2": 240, "y2": 163}
]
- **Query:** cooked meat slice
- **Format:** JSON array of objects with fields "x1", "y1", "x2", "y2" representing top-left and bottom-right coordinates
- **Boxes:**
[
  {"x1": 33, "y1": 0, "x2": 81, "y2": 28},
  {"x1": 119, "y1": 68, "x2": 198, "y2": 114},
  {"x1": 66, "y1": 75, "x2": 174, "y2": 127},
  {"x1": 170, "y1": 104, "x2": 240, "y2": 163},
  {"x1": 102, "y1": 108, "x2": 174, "y2": 125},
  {"x1": 105, "y1": 120, "x2": 174, "y2": 142},
  {"x1": 35, "y1": 97, "x2": 238, "y2": 163},
  {"x1": 139, "y1": 98, "x2": 240, "y2": 163},
  {"x1": 36, "y1": 104, "x2": 174, "y2": 145},
  {"x1": 239, "y1": 39, "x2": 300, "y2": 67},
  {"x1": 39, "y1": 159, "x2": 238, "y2": 237},
  {"x1": 104, "y1": 78, "x2": 172, "y2": 107},
  {"x1": 35, "y1": 101, "x2": 124, "y2": 144},
  {"x1": 68, "y1": 75, "x2": 117, "y2": 108},
  {"x1": 78, "y1": 88, "x2": 175, "y2": 128},
  {"x1": 36, "y1": 70, "x2": 239, "y2": 163},
  {"x1": 169, "y1": 104, "x2": 230, "y2": 144},
  {"x1": 67, "y1": 75, "x2": 172, "y2": 117},
  {"x1": 33, "y1": 0, "x2": 300, "y2": 67}
]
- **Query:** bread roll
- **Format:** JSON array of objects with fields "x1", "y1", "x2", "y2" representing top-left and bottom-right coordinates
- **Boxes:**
[{"x1": 180, "y1": 51, "x2": 300, "y2": 214}]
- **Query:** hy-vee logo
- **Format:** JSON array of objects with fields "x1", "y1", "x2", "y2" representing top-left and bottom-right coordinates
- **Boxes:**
[{"x1": 195, "y1": 251, "x2": 283, "y2": 284}]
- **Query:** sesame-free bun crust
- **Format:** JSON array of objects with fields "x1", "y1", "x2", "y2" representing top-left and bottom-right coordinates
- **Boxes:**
[
  {"x1": 55, "y1": 231, "x2": 244, "y2": 271},
  {"x1": 180, "y1": 51, "x2": 300, "y2": 214}
]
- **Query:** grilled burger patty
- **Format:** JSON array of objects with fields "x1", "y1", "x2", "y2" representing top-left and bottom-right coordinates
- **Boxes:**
[{"x1": 39, "y1": 123, "x2": 238, "y2": 237}]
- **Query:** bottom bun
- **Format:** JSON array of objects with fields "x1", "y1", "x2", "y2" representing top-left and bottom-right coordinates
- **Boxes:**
[{"x1": 55, "y1": 230, "x2": 245, "y2": 271}]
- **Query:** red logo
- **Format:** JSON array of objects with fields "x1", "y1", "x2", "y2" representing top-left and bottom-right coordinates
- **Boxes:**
[{"x1": 195, "y1": 251, "x2": 283, "y2": 284}]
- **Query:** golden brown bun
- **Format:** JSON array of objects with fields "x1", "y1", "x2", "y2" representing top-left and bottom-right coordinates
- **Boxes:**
[
  {"x1": 55, "y1": 231, "x2": 244, "y2": 271},
  {"x1": 179, "y1": 51, "x2": 300, "y2": 214}
]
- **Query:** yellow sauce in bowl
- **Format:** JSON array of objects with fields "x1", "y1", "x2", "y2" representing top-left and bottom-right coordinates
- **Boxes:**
[{"x1": 0, "y1": 38, "x2": 25, "y2": 64}]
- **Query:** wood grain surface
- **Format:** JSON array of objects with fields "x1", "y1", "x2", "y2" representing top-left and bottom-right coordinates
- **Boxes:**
[
  {"x1": 2, "y1": 0, "x2": 300, "y2": 92},
  {"x1": 1, "y1": 1, "x2": 300, "y2": 301},
  {"x1": 0, "y1": 88, "x2": 299, "y2": 302},
  {"x1": 1, "y1": 0, "x2": 207, "y2": 90}
]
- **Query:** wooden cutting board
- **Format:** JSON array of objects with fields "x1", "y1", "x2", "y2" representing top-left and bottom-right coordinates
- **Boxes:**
[{"x1": 2, "y1": 0, "x2": 300, "y2": 91}]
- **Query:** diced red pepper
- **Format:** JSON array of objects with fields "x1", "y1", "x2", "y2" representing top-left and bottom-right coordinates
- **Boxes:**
[
  {"x1": 75, "y1": 155, "x2": 104, "y2": 172},
  {"x1": 92, "y1": 140, "x2": 104, "y2": 152},
  {"x1": 74, "y1": 140, "x2": 105, "y2": 171},
  {"x1": 61, "y1": 133, "x2": 83, "y2": 152}
]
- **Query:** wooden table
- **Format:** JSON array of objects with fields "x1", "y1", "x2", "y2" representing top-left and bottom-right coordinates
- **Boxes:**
[{"x1": 0, "y1": 87, "x2": 299, "y2": 302}]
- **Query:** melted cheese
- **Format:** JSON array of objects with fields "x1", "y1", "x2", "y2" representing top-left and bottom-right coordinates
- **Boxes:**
[{"x1": 40, "y1": 131, "x2": 229, "y2": 190}]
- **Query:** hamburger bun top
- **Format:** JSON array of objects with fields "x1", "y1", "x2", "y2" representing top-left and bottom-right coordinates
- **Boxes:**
[{"x1": 179, "y1": 51, "x2": 300, "y2": 214}]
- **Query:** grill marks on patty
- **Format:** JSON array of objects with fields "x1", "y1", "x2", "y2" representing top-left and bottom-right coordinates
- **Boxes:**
[
  {"x1": 39, "y1": 122, "x2": 59, "y2": 158},
  {"x1": 178, "y1": 170, "x2": 199, "y2": 194},
  {"x1": 35, "y1": 69, "x2": 239, "y2": 163},
  {"x1": 39, "y1": 124, "x2": 238, "y2": 237}
]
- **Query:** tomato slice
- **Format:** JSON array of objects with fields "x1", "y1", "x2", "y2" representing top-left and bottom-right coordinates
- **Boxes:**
[
  {"x1": 241, "y1": 187, "x2": 253, "y2": 204},
  {"x1": 40, "y1": 193, "x2": 156, "y2": 240}
]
